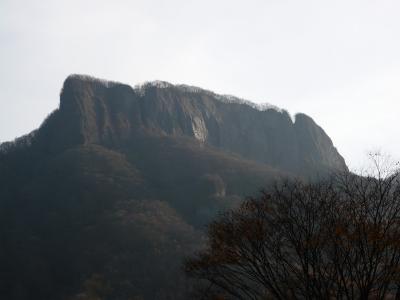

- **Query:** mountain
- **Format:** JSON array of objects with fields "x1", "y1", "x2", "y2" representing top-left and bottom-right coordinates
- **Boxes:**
[{"x1": 0, "y1": 75, "x2": 347, "y2": 300}]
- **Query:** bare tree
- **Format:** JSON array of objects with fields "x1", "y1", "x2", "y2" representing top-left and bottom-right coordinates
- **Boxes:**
[{"x1": 185, "y1": 155, "x2": 400, "y2": 299}]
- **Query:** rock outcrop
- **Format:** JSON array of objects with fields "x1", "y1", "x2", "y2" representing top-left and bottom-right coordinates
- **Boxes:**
[
  {"x1": 38, "y1": 74, "x2": 346, "y2": 175},
  {"x1": 0, "y1": 74, "x2": 349, "y2": 300}
]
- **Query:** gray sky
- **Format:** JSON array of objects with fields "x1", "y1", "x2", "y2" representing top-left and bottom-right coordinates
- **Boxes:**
[{"x1": 1, "y1": 0, "x2": 399, "y2": 170}]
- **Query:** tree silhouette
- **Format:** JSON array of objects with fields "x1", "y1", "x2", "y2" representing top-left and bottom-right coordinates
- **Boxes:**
[{"x1": 186, "y1": 155, "x2": 400, "y2": 299}]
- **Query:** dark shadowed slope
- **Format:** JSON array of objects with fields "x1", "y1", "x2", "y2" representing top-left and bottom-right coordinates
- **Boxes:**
[{"x1": 0, "y1": 75, "x2": 347, "y2": 300}]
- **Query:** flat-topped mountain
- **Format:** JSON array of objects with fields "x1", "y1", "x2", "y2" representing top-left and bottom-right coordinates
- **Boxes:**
[
  {"x1": 22, "y1": 74, "x2": 346, "y2": 175},
  {"x1": 0, "y1": 75, "x2": 347, "y2": 300}
]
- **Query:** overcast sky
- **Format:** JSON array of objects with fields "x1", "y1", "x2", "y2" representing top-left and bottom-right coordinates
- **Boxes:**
[{"x1": 1, "y1": 0, "x2": 399, "y2": 170}]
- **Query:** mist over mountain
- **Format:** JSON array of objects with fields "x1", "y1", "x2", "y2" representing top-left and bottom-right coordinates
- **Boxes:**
[{"x1": 0, "y1": 75, "x2": 347, "y2": 299}]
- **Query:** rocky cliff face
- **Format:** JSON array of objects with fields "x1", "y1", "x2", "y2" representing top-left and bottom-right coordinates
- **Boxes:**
[
  {"x1": 39, "y1": 74, "x2": 346, "y2": 175},
  {"x1": 0, "y1": 74, "x2": 348, "y2": 300}
]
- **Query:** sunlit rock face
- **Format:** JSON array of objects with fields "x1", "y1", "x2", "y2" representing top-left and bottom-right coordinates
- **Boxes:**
[{"x1": 43, "y1": 74, "x2": 346, "y2": 175}]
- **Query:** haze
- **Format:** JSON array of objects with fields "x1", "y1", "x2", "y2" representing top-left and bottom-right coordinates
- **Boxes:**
[{"x1": 1, "y1": 0, "x2": 399, "y2": 170}]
